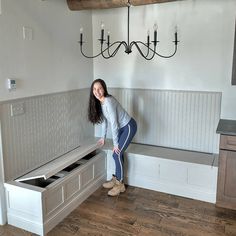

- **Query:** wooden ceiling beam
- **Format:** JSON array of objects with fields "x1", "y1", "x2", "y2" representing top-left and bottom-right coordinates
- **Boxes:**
[
  {"x1": 67, "y1": 0, "x2": 180, "y2": 11},
  {"x1": 67, "y1": 0, "x2": 126, "y2": 10},
  {"x1": 131, "y1": 0, "x2": 180, "y2": 6}
]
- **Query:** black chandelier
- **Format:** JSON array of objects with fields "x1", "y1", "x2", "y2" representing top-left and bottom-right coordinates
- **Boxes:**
[{"x1": 79, "y1": 1, "x2": 179, "y2": 60}]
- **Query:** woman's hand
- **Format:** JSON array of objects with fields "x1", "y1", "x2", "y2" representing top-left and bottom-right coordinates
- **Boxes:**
[
  {"x1": 113, "y1": 146, "x2": 121, "y2": 155},
  {"x1": 97, "y1": 138, "x2": 105, "y2": 147}
]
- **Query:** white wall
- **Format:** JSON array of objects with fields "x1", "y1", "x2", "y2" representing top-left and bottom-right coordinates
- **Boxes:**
[
  {"x1": 93, "y1": 0, "x2": 236, "y2": 119},
  {"x1": 0, "y1": 0, "x2": 93, "y2": 225},
  {"x1": 0, "y1": 0, "x2": 93, "y2": 102}
]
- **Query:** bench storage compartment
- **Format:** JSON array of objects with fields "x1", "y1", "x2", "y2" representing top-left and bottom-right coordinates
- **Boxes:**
[{"x1": 4, "y1": 142, "x2": 106, "y2": 236}]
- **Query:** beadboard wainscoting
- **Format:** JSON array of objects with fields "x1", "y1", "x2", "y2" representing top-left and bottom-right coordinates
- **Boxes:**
[
  {"x1": 96, "y1": 89, "x2": 221, "y2": 154},
  {"x1": 0, "y1": 89, "x2": 92, "y2": 182}
]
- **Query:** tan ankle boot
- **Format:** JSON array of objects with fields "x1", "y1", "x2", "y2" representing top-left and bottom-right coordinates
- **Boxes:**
[
  {"x1": 102, "y1": 175, "x2": 117, "y2": 189},
  {"x1": 108, "y1": 180, "x2": 126, "y2": 196}
]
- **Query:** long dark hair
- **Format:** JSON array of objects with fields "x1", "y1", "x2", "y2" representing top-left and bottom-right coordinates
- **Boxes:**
[{"x1": 88, "y1": 79, "x2": 110, "y2": 124}]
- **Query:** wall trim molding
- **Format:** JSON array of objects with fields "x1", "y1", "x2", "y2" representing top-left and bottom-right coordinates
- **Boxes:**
[{"x1": 0, "y1": 88, "x2": 89, "y2": 105}]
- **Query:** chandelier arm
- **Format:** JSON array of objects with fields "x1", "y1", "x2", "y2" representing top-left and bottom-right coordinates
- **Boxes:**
[
  {"x1": 102, "y1": 41, "x2": 127, "y2": 58},
  {"x1": 132, "y1": 42, "x2": 156, "y2": 60},
  {"x1": 135, "y1": 41, "x2": 178, "y2": 58},
  {"x1": 107, "y1": 41, "x2": 124, "y2": 57},
  {"x1": 133, "y1": 41, "x2": 151, "y2": 58},
  {"x1": 101, "y1": 44, "x2": 111, "y2": 59},
  {"x1": 107, "y1": 44, "x2": 112, "y2": 57},
  {"x1": 79, "y1": 41, "x2": 123, "y2": 59},
  {"x1": 110, "y1": 41, "x2": 127, "y2": 57},
  {"x1": 130, "y1": 41, "x2": 151, "y2": 58},
  {"x1": 101, "y1": 41, "x2": 119, "y2": 59},
  {"x1": 80, "y1": 45, "x2": 104, "y2": 59},
  {"x1": 101, "y1": 41, "x2": 113, "y2": 59},
  {"x1": 145, "y1": 47, "x2": 151, "y2": 58}
]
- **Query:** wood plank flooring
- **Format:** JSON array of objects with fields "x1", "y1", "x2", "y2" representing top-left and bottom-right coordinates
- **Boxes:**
[{"x1": 1, "y1": 186, "x2": 236, "y2": 236}]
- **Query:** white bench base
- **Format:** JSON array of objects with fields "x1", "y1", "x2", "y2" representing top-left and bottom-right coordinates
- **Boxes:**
[{"x1": 105, "y1": 144, "x2": 218, "y2": 203}]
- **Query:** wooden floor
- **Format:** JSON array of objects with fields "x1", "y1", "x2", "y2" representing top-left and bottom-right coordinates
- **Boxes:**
[{"x1": 1, "y1": 186, "x2": 236, "y2": 236}]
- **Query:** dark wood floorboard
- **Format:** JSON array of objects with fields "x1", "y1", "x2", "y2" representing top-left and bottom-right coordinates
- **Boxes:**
[{"x1": 1, "y1": 186, "x2": 236, "y2": 236}]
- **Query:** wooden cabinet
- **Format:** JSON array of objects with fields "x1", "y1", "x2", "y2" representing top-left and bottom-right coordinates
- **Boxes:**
[
  {"x1": 4, "y1": 142, "x2": 106, "y2": 236},
  {"x1": 216, "y1": 135, "x2": 236, "y2": 210}
]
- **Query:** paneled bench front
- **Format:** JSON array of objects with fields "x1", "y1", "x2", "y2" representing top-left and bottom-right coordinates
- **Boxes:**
[{"x1": 105, "y1": 142, "x2": 218, "y2": 203}]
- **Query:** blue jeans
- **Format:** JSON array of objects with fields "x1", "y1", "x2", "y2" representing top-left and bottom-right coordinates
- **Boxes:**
[{"x1": 112, "y1": 118, "x2": 137, "y2": 181}]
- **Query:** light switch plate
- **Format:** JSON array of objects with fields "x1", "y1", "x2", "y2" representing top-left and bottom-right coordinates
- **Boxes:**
[
  {"x1": 10, "y1": 102, "x2": 25, "y2": 116},
  {"x1": 23, "y1": 26, "x2": 33, "y2": 40}
]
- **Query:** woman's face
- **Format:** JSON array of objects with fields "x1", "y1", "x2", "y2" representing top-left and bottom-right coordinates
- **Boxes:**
[{"x1": 93, "y1": 82, "x2": 105, "y2": 101}]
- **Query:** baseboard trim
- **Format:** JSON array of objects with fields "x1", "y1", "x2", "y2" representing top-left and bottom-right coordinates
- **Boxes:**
[{"x1": 124, "y1": 174, "x2": 216, "y2": 203}]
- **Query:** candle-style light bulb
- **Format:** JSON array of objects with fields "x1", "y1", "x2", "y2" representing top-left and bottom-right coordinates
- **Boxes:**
[
  {"x1": 80, "y1": 27, "x2": 83, "y2": 45},
  {"x1": 107, "y1": 30, "x2": 110, "y2": 46},
  {"x1": 100, "y1": 22, "x2": 105, "y2": 44},
  {"x1": 153, "y1": 23, "x2": 158, "y2": 46},
  {"x1": 153, "y1": 23, "x2": 158, "y2": 31},
  {"x1": 174, "y1": 25, "x2": 178, "y2": 44},
  {"x1": 101, "y1": 22, "x2": 105, "y2": 29},
  {"x1": 147, "y1": 29, "x2": 150, "y2": 46}
]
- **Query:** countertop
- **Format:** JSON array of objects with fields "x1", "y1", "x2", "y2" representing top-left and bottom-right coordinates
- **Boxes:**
[{"x1": 216, "y1": 119, "x2": 236, "y2": 136}]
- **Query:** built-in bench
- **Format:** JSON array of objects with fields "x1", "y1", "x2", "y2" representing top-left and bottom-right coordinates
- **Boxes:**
[
  {"x1": 4, "y1": 141, "x2": 107, "y2": 236},
  {"x1": 103, "y1": 141, "x2": 218, "y2": 203}
]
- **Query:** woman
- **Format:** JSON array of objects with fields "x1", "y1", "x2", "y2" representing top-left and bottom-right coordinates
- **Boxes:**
[{"x1": 88, "y1": 79, "x2": 137, "y2": 196}]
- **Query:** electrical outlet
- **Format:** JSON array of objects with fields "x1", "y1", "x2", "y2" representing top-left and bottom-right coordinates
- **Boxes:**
[{"x1": 10, "y1": 102, "x2": 25, "y2": 116}]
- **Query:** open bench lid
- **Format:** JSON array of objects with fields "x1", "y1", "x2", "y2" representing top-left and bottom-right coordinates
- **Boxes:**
[{"x1": 16, "y1": 140, "x2": 100, "y2": 182}]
